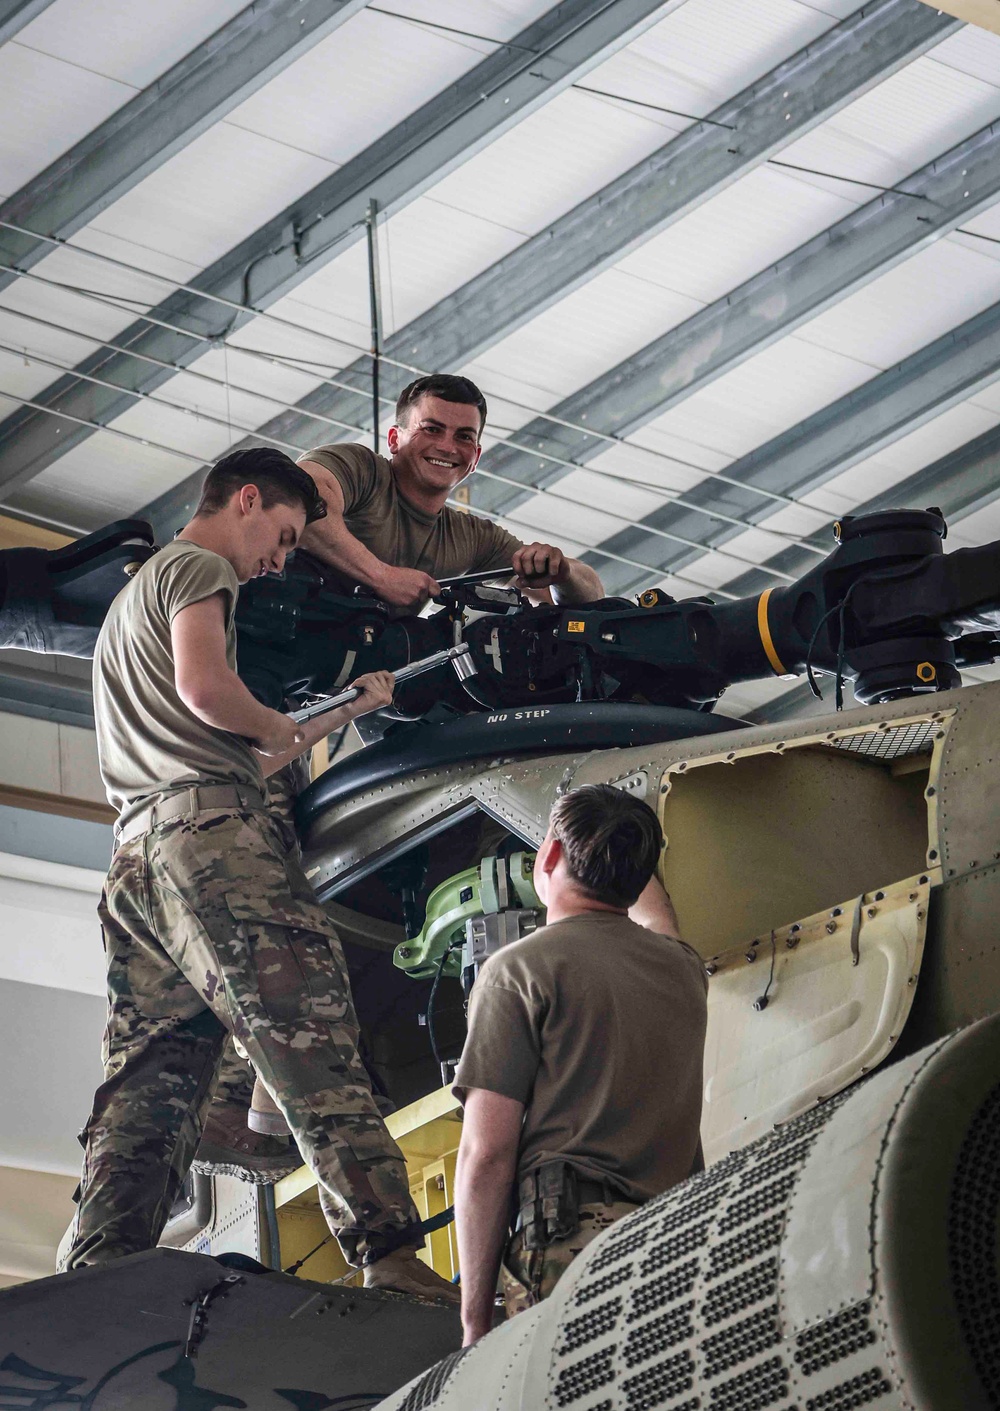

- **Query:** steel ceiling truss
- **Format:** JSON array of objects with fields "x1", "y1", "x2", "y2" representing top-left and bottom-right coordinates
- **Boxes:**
[
  {"x1": 0, "y1": 0, "x2": 374, "y2": 294},
  {"x1": 131, "y1": 0, "x2": 960, "y2": 542},
  {"x1": 0, "y1": 0, "x2": 55, "y2": 45},
  {"x1": 587, "y1": 296, "x2": 1000, "y2": 596},
  {"x1": 0, "y1": 0, "x2": 680, "y2": 497},
  {"x1": 470, "y1": 119, "x2": 1000, "y2": 520}
]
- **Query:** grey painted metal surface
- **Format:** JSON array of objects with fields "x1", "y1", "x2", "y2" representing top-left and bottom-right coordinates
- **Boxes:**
[
  {"x1": 0, "y1": 0, "x2": 956, "y2": 510},
  {"x1": 0, "y1": 0, "x2": 372, "y2": 293},
  {"x1": 587, "y1": 296, "x2": 1000, "y2": 596},
  {"x1": 0, "y1": 0, "x2": 679, "y2": 498},
  {"x1": 471, "y1": 119, "x2": 1000, "y2": 518},
  {"x1": 0, "y1": 659, "x2": 95, "y2": 728},
  {"x1": 0, "y1": 1248, "x2": 463, "y2": 1404},
  {"x1": 0, "y1": 801, "x2": 111, "y2": 868},
  {"x1": 0, "y1": 978, "x2": 105, "y2": 1172},
  {"x1": 0, "y1": 0, "x2": 54, "y2": 44}
]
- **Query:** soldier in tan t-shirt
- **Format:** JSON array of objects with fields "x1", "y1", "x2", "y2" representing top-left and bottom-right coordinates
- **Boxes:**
[
  {"x1": 196, "y1": 375, "x2": 609, "y2": 1167},
  {"x1": 453, "y1": 784, "x2": 708, "y2": 1345},
  {"x1": 63, "y1": 447, "x2": 459, "y2": 1305},
  {"x1": 297, "y1": 372, "x2": 605, "y2": 612}
]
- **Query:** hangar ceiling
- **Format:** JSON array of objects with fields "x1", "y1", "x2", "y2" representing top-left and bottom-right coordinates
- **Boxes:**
[{"x1": 2, "y1": 0, "x2": 1000, "y2": 722}]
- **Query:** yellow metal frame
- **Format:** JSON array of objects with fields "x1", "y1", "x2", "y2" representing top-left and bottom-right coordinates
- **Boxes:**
[{"x1": 273, "y1": 1086, "x2": 463, "y2": 1283}]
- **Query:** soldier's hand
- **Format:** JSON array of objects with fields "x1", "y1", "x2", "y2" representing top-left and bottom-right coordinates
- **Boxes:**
[
  {"x1": 347, "y1": 670, "x2": 395, "y2": 717},
  {"x1": 375, "y1": 565, "x2": 441, "y2": 610},
  {"x1": 512, "y1": 542, "x2": 570, "y2": 589},
  {"x1": 253, "y1": 710, "x2": 305, "y2": 757}
]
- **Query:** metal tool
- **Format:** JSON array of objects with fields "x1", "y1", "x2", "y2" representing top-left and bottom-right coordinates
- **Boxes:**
[
  {"x1": 289, "y1": 642, "x2": 475, "y2": 725},
  {"x1": 434, "y1": 566, "x2": 513, "y2": 589}
]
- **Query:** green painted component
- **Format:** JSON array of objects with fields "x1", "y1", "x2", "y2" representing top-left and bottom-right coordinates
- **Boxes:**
[
  {"x1": 509, "y1": 851, "x2": 541, "y2": 908},
  {"x1": 393, "y1": 852, "x2": 539, "y2": 980}
]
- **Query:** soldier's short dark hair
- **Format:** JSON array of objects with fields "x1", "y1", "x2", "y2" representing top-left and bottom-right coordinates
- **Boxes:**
[
  {"x1": 195, "y1": 447, "x2": 327, "y2": 524},
  {"x1": 550, "y1": 784, "x2": 663, "y2": 909},
  {"x1": 395, "y1": 375, "x2": 487, "y2": 435}
]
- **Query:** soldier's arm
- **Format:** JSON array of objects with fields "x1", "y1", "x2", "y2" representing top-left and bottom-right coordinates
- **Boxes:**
[
  {"x1": 455, "y1": 1086, "x2": 524, "y2": 1346},
  {"x1": 629, "y1": 873, "x2": 681, "y2": 941},
  {"x1": 172, "y1": 594, "x2": 301, "y2": 755},
  {"x1": 253, "y1": 672, "x2": 395, "y2": 778},
  {"x1": 511, "y1": 542, "x2": 604, "y2": 604},
  {"x1": 297, "y1": 459, "x2": 439, "y2": 610}
]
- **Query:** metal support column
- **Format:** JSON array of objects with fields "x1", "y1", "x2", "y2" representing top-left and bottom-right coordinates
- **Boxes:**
[{"x1": 366, "y1": 199, "x2": 384, "y2": 456}]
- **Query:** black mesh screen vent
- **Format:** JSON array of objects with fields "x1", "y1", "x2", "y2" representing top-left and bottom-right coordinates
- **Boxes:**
[
  {"x1": 804, "y1": 1368, "x2": 892, "y2": 1410},
  {"x1": 588, "y1": 1223, "x2": 654, "y2": 1274},
  {"x1": 397, "y1": 1348, "x2": 468, "y2": 1411},
  {"x1": 620, "y1": 1349, "x2": 695, "y2": 1409},
  {"x1": 737, "y1": 1140, "x2": 814, "y2": 1193},
  {"x1": 640, "y1": 1223, "x2": 711, "y2": 1276},
  {"x1": 623, "y1": 1301, "x2": 695, "y2": 1368},
  {"x1": 558, "y1": 1297, "x2": 622, "y2": 1356},
  {"x1": 554, "y1": 1346, "x2": 617, "y2": 1407},
  {"x1": 708, "y1": 1353, "x2": 791, "y2": 1407},
  {"x1": 718, "y1": 1173, "x2": 797, "y2": 1234},
  {"x1": 794, "y1": 1301, "x2": 875, "y2": 1377},
  {"x1": 627, "y1": 1259, "x2": 699, "y2": 1322},
  {"x1": 701, "y1": 1304, "x2": 781, "y2": 1379},
  {"x1": 949, "y1": 1081, "x2": 1000, "y2": 1402},
  {"x1": 708, "y1": 1212, "x2": 785, "y2": 1278},
  {"x1": 574, "y1": 1263, "x2": 634, "y2": 1306},
  {"x1": 703, "y1": 1258, "x2": 779, "y2": 1327}
]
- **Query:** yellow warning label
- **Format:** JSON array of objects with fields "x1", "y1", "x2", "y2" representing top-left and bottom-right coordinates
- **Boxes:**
[{"x1": 567, "y1": 621, "x2": 586, "y2": 633}]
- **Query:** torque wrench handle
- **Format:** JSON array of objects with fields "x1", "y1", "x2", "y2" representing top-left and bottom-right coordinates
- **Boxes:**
[{"x1": 290, "y1": 642, "x2": 475, "y2": 726}]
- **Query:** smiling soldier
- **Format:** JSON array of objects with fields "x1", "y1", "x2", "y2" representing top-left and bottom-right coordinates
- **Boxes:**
[
  {"x1": 196, "y1": 376, "x2": 607, "y2": 1183},
  {"x1": 295, "y1": 373, "x2": 604, "y2": 611}
]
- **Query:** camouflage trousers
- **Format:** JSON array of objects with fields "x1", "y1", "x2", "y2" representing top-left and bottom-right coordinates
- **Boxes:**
[
  {"x1": 501, "y1": 1200, "x2": 640, "y2": 1318},
  {"x1": 64, "y1": 804, "x2": 420, "y2": 1269}
]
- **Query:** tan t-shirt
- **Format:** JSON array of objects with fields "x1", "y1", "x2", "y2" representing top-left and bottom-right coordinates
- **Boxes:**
[
  {"x1": 93, "y1": 539, "x2": 263, "y2": 825},
  {"x1": 301, "y1": 443, "x2": 524, "y2": 594},
  {"x1": 453, "y1": 912, "x2": 709, "y2": 1203}
]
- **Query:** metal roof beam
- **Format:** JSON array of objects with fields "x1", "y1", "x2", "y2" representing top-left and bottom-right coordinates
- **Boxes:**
[
  {"x1": 0, "y1": 0, "x2": 55, "y2": 44},
  {"x1": 583, "y1": 297, "x2": 1000, "y2": 596},
  {"x1": 0, "y1": 660, "x2": 94, "y2": 728},
  {"x1": 0, "y1": 0, "x2": 955, "y2": 512},
  {"x1": 0, "y1": 0, "x2": 679, "y2": 498},
  {"x1": 700, "y1": 422, "x2": 1000, "y2": 605},
  {"x1": 470, "y1": 118, "x2": 1000, "y2": 518},
  {"x1": 0, "y1": 0, "x2": 372, "y2": 292}
]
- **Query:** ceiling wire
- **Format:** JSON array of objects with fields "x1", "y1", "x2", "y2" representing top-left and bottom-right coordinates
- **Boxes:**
[
  {"x1": 0, "y1": 304, "x2": 814, "y2": 563},
  {"x1": 0, "y1": 234, "x2": 832, "y2": 543},
  {"x1": 0, "y1": 389, "x2": 734, "y2": 599},
  {"x1": 0, "y1": 341, "x2": 780, "y2": 583}
]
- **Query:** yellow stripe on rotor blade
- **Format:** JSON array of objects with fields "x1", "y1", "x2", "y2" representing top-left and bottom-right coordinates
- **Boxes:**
[{"x1": 756, "y1": 589, "x2": 789, "y2": 676}]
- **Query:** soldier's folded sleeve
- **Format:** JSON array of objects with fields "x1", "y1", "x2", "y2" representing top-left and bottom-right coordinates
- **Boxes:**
[
  {"x1": 162, "y1": 551, "x2": 238, "y2": 623},
  {"x1": 452, "y1": 981, "x2": 540, "y2": 1106},
  {"x1": 300, "y1": 443, "x2": 379, "y2": 517}
]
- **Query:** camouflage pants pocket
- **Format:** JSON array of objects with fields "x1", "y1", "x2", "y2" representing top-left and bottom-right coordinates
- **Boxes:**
[{"x1": 224, "y1": 893, "x2": 356, "y2": 1027}]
